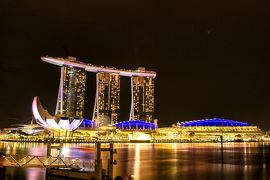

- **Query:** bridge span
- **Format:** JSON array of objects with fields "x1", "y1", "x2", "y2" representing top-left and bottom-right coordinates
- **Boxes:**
[{"x1": 0, "y1": 154, "x2": 95, "y2": 169}]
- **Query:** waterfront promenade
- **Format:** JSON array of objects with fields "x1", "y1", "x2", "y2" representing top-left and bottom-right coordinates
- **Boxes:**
[{"x1": 0, "y1": 136, "x2": 264, "y2": 143}]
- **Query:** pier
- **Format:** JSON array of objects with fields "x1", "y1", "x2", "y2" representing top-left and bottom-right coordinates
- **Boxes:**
[{"x1": 0, "y1": 142, "x2": 116, "y2": 180}]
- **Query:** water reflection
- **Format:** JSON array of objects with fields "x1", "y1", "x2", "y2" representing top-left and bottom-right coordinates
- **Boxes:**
[{"x1": 0, "y1": 142, "x2": 270, "y2": 180}]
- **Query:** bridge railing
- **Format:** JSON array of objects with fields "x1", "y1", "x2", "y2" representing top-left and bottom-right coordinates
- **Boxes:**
[{"x1": 0, "y1": 154, "x2": 95, "y2": 169}]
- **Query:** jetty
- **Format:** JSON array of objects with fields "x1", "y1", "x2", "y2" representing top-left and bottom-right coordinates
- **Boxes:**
[{"x1": 0, "y1": 142, "x2": 116, "y2": 179}]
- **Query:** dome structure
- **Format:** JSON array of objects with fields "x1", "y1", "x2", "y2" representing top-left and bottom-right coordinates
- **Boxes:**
[
  {"x1": 180, "y1": 118, "x2": 251, "y2": 127},
  {"x1": 79, "y1": 119, "x2": 96, "y2": 128},
  {"x1": 114, "y1": 120, "x2": 157, "y2": 130},
  {"x1": 32, "y1": 96, "x2": 83, "y2": 131}
]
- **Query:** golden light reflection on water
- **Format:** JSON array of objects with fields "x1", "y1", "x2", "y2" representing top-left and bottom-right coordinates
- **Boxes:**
[{"x1": 133, "y1": 144, "x2": 140, "y2": 179}]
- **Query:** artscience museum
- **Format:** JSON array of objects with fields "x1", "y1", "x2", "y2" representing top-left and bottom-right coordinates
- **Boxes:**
[{"x1": 32, "y1": 96, "x2": 84, "y2": 132}]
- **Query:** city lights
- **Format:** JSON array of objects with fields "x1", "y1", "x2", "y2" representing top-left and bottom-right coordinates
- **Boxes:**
[{"x1": 2, "y1": 56, "x2": 265, "y2": 143}]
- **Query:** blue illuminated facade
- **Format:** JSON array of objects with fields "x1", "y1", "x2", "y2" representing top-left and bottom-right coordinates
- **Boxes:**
[
  {"x1": 114, "y1": 120, "x2": 157, "y2": 130},
  {"x1": 79, "y1": 119, "x2": 96, "y2": 128},
  {"x1": 180, "y1": 118, "x2": 251, "y2": 127}
]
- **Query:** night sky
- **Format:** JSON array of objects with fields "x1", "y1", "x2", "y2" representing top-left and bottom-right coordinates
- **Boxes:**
[{"x1": 1, "y1": 1, "x2": 270, "y2": 130}]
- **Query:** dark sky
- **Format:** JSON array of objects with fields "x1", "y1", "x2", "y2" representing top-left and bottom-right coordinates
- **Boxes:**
[{"x1": 1, "y1": 0, "x2": 270, "y2": 130}]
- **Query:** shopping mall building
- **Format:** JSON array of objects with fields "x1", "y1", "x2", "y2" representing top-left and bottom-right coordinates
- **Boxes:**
[{"x1": 156, "y1": 118, "x2": 263, "y2": 142}]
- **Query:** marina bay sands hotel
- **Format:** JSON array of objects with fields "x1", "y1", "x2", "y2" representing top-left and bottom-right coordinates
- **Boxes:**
[{"x1": 41, "y1": 56, "x2": 156, "y2": 126}]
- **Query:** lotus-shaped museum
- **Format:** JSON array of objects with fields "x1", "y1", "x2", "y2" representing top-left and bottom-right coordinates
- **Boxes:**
[{"x1": 32, "y1": 96, "x2": 83, "y2": 131}]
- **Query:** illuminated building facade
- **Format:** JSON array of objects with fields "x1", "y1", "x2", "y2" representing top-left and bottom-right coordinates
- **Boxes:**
[
  {"x1": 179, "y1": 118, "x2": 263, "y2": 140},
  {"x1": 130, "y1": 74, "x2": 154, "y2": 122},
  {"x1": 41, "y1": 57, "x2": 156, "y2": 127},
  {"x1": 93, "y1": 72, "x2": 120, "y2": 125},
  {"x1": 154, "y1": 118, "x2": 263, "y2": 142},
  {"x1": 114, "y1": 120, "x2": 157, "y2": 130},
  {"x1": 55, "y1": 60, "x2": 86, "y2": 118}
]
